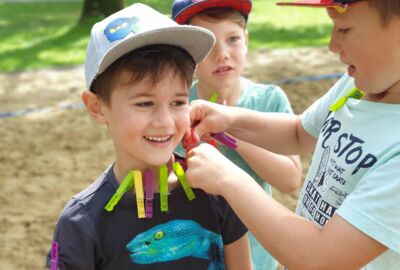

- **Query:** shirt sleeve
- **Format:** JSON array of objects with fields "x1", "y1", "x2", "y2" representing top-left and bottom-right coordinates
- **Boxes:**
[
  {"x1": 212, "y1": 195, "x2": 248, "y2": 245},
  {"x1": 46, "y1": 199, "x2": 97, "y2": 270},
  {"x1": 301, "y1": 74, "x2": 355, "y2": 138},
  {"x1": 336, "y1": 154, "x2": 400, "y2": 253}
]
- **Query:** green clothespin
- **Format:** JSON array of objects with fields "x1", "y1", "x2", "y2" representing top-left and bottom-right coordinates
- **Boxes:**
[
  {"x1": 208, "y1": 92, "x2": 219, "y2": 103},
  {"x1": 104, "y1": 170, "x2": 134, "y2": 212},
  {"x1": 173, "y1": 162, "x2": 195, "y2": 201},
  {"x1": 160, "y1": 165, "x2": 169, "y2": 212},
  {"x1": 330, "y1": 87, "x2": 364, "y2": 112}
]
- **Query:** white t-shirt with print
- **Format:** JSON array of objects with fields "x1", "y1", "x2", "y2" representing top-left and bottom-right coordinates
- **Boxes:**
[{"x1": 300, "y1": 74, "x2": 400, "y2": 269}]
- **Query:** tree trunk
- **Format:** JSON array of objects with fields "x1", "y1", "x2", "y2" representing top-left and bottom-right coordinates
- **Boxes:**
[{"x1": 80, "y1": 0, "x2": 125, "y2": 22}]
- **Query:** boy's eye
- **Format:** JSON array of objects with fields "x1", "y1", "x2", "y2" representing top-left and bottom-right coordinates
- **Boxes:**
[
  {"x1": 338, "y1": 28, "x2": 351, "y2": 34},
  {"x1": 135, "y1": 101, "x2": 153, "y2": 107},
  {"x1": 228, "y1": 36, "x2": 240, "y2": 43},
  {"x1": 171, "y1": 100, "x2": 188, "y2": 107}
]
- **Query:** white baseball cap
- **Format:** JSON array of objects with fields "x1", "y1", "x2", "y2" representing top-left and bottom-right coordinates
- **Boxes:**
[{"x1": 85, "y1": 3, "x2": 215, "y2": 90}]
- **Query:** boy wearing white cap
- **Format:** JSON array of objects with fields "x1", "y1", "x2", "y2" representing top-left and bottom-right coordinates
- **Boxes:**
[{"x1": 46, "y1": 3, "x2": 252, "y2": 270}]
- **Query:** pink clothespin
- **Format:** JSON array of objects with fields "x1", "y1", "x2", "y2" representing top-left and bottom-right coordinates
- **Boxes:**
[
  {"x1": 145, "y1": 170, "x2": 153, "y2": 218},
  {"x1": 50, "y1": 241, "x2": 59, "y2": 270},
  {"x1": 211, "y1": 132, "x2": 237, "y2": 150}
]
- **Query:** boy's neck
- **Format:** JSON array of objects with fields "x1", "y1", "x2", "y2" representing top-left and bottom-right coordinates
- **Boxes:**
[
  {"x1": 197, "y1": 77, "x2": 243, "y2": 106},
  {"x1": 113, "y1": 155, "x2": 180, "y2": 193}
]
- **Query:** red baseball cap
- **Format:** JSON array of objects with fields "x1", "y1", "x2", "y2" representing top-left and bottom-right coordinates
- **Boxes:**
[
  {"x1": 172, "y1": 0, "x2": 252, "y2": 25},
  {"x1": 276, "y1": 0, "x2": 362, "y2": 8}
]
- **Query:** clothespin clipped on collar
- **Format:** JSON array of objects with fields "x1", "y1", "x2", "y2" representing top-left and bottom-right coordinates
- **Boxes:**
[
  {"x1": 159, "y1": 165, "x2": 169, "y2": 212},
  {"x1": 145, "y1": 170, "x2": 153, "y2": 218},
  {"x1": 50, "y1": 241, "x2": 59, "y2": 270},
  {"x1": 330, "y1": 87, "x2": 364, "y2": 112},
  {"x1": 133, "y1": 170, "x2": 146, "y2": 219},
  {"x1": 173, "y1": 162, "x2": 196, "y2": 201},
  {"x1": 104, "y1": 170, "x2": 134, "y2": 211}
]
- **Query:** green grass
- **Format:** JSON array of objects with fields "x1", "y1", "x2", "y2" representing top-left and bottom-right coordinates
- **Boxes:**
[{"x1": 0, "y1": 0, "x2": 332, "y2": 72}]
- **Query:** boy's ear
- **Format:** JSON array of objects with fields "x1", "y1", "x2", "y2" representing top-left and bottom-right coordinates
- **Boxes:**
[{"x1": 82, "y1": 90, "x2": 108, "y2": 125}]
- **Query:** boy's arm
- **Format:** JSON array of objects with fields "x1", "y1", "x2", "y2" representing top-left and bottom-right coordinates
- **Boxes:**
[
  {"x1": 190, "y1": 101, "x2": 316, "y2": 156},
  {"x1": 233, "y1": 138, "x2": 302, "y2": 193},
  {"x1": 223, "y1": 234, "x2": 253, "y2": 270},
  {"x1": 47, "y1": 202, "x2": 96, "y2": 270},
  {"x1": 186, "y1": 145, "x2": 388, "y2": 269}
]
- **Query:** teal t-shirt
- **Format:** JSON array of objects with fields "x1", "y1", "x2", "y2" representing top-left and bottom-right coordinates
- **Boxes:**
[
  {"x1": 178, "y1": 77, "x2": 294, "y2": 270},
  {"x1": 301, "y1": 74, "x2": 400, "y2": 269}
]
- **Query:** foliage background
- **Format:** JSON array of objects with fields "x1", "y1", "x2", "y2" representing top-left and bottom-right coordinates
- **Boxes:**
[{"x1": 0, "y1": 0, "x2": 331, "y2": 72}]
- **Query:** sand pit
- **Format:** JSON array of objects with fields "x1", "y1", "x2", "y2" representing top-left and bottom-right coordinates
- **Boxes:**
[{"x1": 0, "y1": 47, "x2": 345, "y2": 269}]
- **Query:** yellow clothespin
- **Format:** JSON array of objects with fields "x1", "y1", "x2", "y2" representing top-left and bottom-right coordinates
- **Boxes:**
[{"x1": 133, "y1": 170, "x2": 146, "y2": 218}]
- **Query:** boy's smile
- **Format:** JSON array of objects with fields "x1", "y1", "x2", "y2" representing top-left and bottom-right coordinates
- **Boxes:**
[{"x1": 100, "y1": 69, "x2": 190, "y2": 173}]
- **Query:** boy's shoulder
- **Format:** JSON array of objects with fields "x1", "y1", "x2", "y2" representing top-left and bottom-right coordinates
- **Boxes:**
[{"x1": 58, "y1": 165, "x2": 114, "y2": 220}]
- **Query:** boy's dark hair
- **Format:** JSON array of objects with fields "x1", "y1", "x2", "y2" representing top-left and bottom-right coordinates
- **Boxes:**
[
  {"x1": 189, "y1": 8, "x2": 247, "y2": 29},
  {"x1": 91, "y1": 44, "x2": 196, "y2": 105},
  {"x1": 368, "y1": 0, "x2": 400, "y2": 25}
]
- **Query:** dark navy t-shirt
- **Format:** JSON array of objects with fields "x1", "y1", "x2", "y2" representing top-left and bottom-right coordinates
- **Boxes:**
[{"x1": 47, "y1": 164, "x2": 247, "y2": 270}]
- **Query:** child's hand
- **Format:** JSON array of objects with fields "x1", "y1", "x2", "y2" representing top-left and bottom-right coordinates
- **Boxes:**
[
  {"x1": 185, "y1": 143, "x2": 245, "y2": 195},
  {"x1": 189, "y1": 100, "x2": 232, "y2": 140}
]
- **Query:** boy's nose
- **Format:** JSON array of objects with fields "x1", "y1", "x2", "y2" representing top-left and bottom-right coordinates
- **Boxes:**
[
  {"x1": 213, "y1": 42, "x2": 229, "y2": 62},
  {"x1": 328, "y1": 32, "x2": 341, "y2": 54},
  {"x1": 152, "y1": 107, "x2": 174, "y2": 127}
]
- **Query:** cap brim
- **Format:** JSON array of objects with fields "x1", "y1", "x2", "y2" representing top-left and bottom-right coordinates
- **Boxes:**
[
  {"x1": 277, "y1": 0, "x2": 337, "y2": 7},
  {"x1": 97, "y1": 25, "x2": 215, "y2": 78},
  {"x1": 174, "y1": 0, "x2": 252, "y2": 24}
]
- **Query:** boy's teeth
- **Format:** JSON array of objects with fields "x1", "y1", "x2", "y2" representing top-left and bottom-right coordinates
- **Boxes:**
[{"x1": 145, "y1": 136, "x2": 171, "y2": 142}]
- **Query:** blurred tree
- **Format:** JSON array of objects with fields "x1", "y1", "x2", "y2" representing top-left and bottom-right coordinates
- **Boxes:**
[{"x1": 80, "y1": 0, "x2": 125, "y2": 22}]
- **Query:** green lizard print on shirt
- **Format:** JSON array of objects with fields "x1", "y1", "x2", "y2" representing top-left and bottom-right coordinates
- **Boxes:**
[{"x1": 126, "y1": 219, "x2": 224, "y2": 269}]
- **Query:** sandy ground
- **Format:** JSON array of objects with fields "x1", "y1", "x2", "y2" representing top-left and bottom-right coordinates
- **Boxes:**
[{"x1": 0, "y1": 47, "x2": 345, "y2": 270}]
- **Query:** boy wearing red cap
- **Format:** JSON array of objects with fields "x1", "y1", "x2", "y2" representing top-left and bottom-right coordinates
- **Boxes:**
[
  {"x1": 183, "y1": 0, "x2": 400, "y2": 269},
  {"x1": 172, "y1": 1, "x2": 302, "y2": 269}
]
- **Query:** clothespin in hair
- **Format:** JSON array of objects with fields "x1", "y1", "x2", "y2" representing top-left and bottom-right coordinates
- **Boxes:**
[
  {"x1": 133, "y1": 170, "x2": 146, "y2": 218},
  {"x1": 159, "y1": 165, "x2": 169, "y2": 212},
  {"x1": 333, "y1": 3, "x2": 349, "y2": 13},
  {"x1": 104, "y1": 170, "x2": 134, "y2": 211},
  {"x1": 145, "y1": 170, "x2": 153, "y2": 218},
  {"x1": 50, "y1": 241, "x2": 59, "y2": 270},
  {"x1": 173, "y1": 162, "x2": 195, "y2": 201}
]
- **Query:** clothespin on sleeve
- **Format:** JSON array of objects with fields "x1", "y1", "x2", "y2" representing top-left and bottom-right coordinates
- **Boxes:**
[
  {"x1": 50, "y1": 241, "x2": 59, "y2": 270},
  {"x1": 159, "y1": 165, "x2": 169, "y2": 212},
  {"x1": 145, "y1": 170, "x2": 153, "y2": 218},
  {"x1": 133, "y1": 170, "x2": 146, "y2": 218},
  {"x1": 104, "y1": 170, "x2": 134, "y2": 211},
  {"x1": 173, "y1": 162, "x2": 195, "y2": 201}
]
